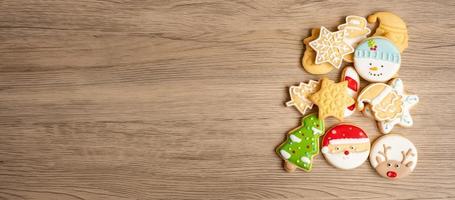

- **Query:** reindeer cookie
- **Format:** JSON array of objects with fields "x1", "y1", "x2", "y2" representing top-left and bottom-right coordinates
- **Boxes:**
[
  {"x1": 370, "y1": 134, "x2": 417, "y2": 180},
  {"x1": 276, "y1": 113, "x2": 325, "y2": 172}
]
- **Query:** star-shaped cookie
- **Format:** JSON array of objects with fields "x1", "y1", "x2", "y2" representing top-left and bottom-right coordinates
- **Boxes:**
[
  {"x1": 285, "y1": 80, "x2": 320, "y2": 115},
  {"x1": 309, "y1": 77, "x2": 355, "y2": 121},
  {"x1": 309, "y1": 26, "x2": 354, "y2": 69},
  {"x1": 377, "y1": 79, "x2": 419, "y2": 134}
]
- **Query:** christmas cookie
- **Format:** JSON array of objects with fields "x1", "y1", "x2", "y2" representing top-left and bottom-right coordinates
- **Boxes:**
[
  {"x1": 340, "y1": 66, "x2": 359, "y2": 117},
  {"x1": 368, "y1": 12, "x2": 408, "y2": 53},
  {"x1": 357, "y1": 78, "x2": 418, "y2": 134},
  {"x1": 276, "y1": 113, "x2": 325, "y2": 172},
  {"x1": 302, "y1": 28, "x2": 335, "y2": 74},
  {"x1": 309, "y1": 77, "x2": 355, "y2": 121},
  {"x1": 321, "y1": 124, "x2": 370, "y2": 170},
  {"x1": 338, "y1": 16, "x2": 371, "y2": 62},
  {"x1": 285, "y1": 80, "x2": 320, "y2": 115},
  {"x1": 309, "y1": 26, "x2": 354, "y2": 69},
  {"x1": 354, "y1": 37, "x2": 401, "y2": 83},
  {"x1": 370, "y1": 134, "x2": 417, "y2": 180}
]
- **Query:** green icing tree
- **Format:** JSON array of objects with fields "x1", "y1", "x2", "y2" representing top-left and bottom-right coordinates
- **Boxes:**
[{"x1": 276, "y1": 113, "x2": 325, "y2": 172}]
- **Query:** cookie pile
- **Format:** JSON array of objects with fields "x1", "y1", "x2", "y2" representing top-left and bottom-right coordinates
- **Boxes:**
[{"x1": 276, "y1": 12, "x2": 419, "y2": 180}]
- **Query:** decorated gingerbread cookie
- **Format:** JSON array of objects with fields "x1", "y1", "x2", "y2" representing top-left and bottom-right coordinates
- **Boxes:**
[
  {"x1": 309, "y1": 26, "x2": 354, "y2": 69},
  {"x1": 340, "y1": 66, "x2": 360, "y2": 117},
  {"x1": 370, "y1": 134, "x2": 417, "y2": 180},
  {"x1": 276, "y1": 113, "x2": 325, "y2": 172},
  {"x1": 368, "y1": 12, "x2": 408, "y2": 53},
  {"x1": 338, "y1": 16, "x2": 371, "y2": 62},
  {"x1": 309, "y1": 77, "x2": 355, "y2": 121},
  {"x1": 285, "y1": 80, "x2": 320, "y2": 115},
  {"x1": 357, "y1": 78, "x2": 418, "y2": 134},
  {"x1": 354, "y1": 37, "x2": 401, "y2": 83},
  {"x1": 302, "y1": 28, "x2": 335, "y2": 74},
  {"x1": 321, "y1": 124, "x2": 370, "y2": 170}
]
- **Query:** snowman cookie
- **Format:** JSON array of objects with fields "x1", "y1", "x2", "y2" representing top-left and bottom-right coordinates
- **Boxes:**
[
  {"x1": 321, "y1": 124, "x2": 370, "y2": 170},
  {"x1": 276, "y1": 113, "x2": 325, "y2": 172},
  {"x1": 354, "y1": 37, "x2": 401, "y2": 83},
  {"x1": 370, "y1": 134, "x2": 417, "y2": 180}
]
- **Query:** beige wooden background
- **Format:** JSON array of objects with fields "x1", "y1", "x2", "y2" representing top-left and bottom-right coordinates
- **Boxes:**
[{"x1": 1, "y1": 0, "x2": 454, "y2": 199}]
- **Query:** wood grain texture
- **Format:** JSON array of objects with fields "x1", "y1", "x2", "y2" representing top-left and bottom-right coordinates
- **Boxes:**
[{"x1": 0, "y1": 0, "x2": 454, "y2": 199}]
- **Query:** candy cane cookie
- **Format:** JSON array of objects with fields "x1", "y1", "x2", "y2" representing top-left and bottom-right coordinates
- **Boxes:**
[{"x1": 340, "y1": 66, "x2": 360, "y2": 117}]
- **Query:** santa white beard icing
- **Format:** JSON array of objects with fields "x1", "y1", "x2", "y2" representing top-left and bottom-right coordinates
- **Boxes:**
[
  {"x1": 354, "y1": 37, "x2": 401, "y2": 83},
  {"x1": 321, "y1": 124, "x2": 370, "y2": 170}
]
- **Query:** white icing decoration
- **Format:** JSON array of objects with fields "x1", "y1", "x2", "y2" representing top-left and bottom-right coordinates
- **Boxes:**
[
  {"x1": 301, "y1": 156, "x2": 311, "y2": 164},
  {"x1": 280, "y1": 150, "x2": 291, "y2": 160},
  {"x1": 324, "y1": 149, "x2": 370, "y2": 170},
  {"x1": 312, "y1": 127, "x2": 322, "y2": 135},
  {"x1": 329, "y1": 138, "x2": 370, "y2": 145},
  {"x1": 290, "y1": 134, "x2": 302, "y2": 143}
]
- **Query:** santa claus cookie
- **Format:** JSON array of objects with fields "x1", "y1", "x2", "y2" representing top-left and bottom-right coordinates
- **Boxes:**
[
  {"x1": 370, "y1": 134, "x2": 417, "y2": 180},
  {"x1": 357, "y1": 78, "x2": 418, "y2": 134},
  {"x1": 354, "y1": 37, "x2": 401, "y2": 83},
  {"x1": 321, "y1": 124, "x2": 370, "y2": 170},
  {"x1": 276, "y1": 113, "x2": 325, "y2": 172}
]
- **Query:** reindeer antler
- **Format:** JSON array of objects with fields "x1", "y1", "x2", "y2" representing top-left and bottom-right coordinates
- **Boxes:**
[
  {"x1": 401, "y1": 149, "x2": 415, "y2": 165},
  {"x1": 376, "y1": 144, "x2": 392, "y2": 163},
  {"x1": 379, "y1": 144, "x2": 391, "y2": 160}
]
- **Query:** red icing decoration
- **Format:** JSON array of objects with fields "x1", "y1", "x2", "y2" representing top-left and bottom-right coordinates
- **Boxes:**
[
  {"x1": 344, "y1": 76, "x2": 358, "y2": 92},
  {"x1": 344, "y1": 150, "x2": 350, "y2": 155},
  {"x1": 322, "y1": 124, "x2": 369, "y2": 147},
  {"x1": 387, "y1": 171, "x2": 397, "y2": 178},
  {"x1": 347, "y1": 104, "x2": 355, "y2": 111}
]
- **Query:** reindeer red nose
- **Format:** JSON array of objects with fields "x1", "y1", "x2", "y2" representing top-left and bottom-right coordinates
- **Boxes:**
[
  {"x1": 344, "y1": 150, "x2": 349, "y2": 155},
  {"x1": 387, "y1": 171, "x2": 397, "y2": 178}
]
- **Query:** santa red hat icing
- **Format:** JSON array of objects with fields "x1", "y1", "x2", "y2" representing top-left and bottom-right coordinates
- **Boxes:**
[{"x1": 321, "y1": 124, "x2": 369, "y2": 153}]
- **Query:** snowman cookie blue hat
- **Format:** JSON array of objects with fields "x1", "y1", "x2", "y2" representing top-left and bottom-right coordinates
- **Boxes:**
[{"x1": 354, "y1": 37, "x2": 401, "y2": 83}]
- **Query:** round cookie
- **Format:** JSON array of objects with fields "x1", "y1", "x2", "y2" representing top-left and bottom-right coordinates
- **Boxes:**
[
  {"x1": 370, "y1": 134, "x2": 417, "y2": 180},
  {"x1": 302, "y1": 28, "x2": 334, "y2": 74},
  {"x1": 354, "y1": 37, "x2": 401, "y2": 83},
  {"x1": 321, "y1": 124, "x2": 370, "y2": 170}
]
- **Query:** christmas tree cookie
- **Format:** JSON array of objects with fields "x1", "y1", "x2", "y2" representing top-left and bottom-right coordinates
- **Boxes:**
[{"x1": 276, "y1": 113, "x2": 325, "y2": 172}]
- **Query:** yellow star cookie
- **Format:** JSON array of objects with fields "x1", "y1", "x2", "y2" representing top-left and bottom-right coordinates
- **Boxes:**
[
  {"x1": 309, "y1": 78, "x2": 355, "y2": 121},
  {"x1": 309, "y1": 26, "x2": 354, "y2": 69},
  {"x1": 285, "y1": 80, "x2": 320, "y2": 115}
]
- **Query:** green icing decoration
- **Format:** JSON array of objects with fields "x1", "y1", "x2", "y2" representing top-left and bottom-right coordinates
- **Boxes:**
[{"x1": 276, "y1": 113, "x2": 325, "y2": 172}]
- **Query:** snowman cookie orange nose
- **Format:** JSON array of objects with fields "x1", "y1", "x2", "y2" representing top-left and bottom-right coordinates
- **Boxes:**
[
  {"x1": 354, "y1": 37, "x2": 401, "y2": 82},
  {"x1": 369, "y1": 66, "x2": 378, "y2": 71}
]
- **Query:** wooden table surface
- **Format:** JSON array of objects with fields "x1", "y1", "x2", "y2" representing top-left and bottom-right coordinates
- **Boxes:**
[{"x1": 1, "y1": 1, "x2": 454, "y2": 199}]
